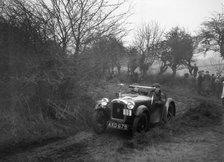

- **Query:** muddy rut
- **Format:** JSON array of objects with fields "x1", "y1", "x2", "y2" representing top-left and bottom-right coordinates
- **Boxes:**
[{"x1": 1, "y1": 89, "x2": 224, "y2": 162}]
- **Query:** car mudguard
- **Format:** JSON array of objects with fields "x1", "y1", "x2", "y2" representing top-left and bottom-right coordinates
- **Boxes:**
[
  {"x1": 94, "y1": 101, "x2": 110, "y2": 118},
  {"x1": 135, "y1": 105, "x2": 149, "y2": 117},
  {"x1": 94, "y1": 101, "x2": 102, "y2": 110},
  {"x1": 162, "y1": 98, "x2": 176, "y2": 122}
]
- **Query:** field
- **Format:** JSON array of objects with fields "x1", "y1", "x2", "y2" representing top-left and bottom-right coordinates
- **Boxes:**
[{"x1": 1, "y1": 80, "x2": 224, "y2": 162}]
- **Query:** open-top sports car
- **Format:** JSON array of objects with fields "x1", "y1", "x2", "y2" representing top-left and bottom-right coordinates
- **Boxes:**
[{"x1": 92, "y1": 84, "x2": 176, "y2": 135}]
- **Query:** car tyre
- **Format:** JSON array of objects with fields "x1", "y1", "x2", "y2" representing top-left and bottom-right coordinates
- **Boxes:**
[
  {"x1": 93, "y1": 110, "x2": 107, "y2": 134},
  {"x1": 165, "y1": 104, "x2": 175, "y2": 123},
  {"x1": 132, "y1": 113, "x2": 148, "y2": 135}
]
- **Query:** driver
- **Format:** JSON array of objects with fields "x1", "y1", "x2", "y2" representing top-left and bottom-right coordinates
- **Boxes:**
[
  {"x1": 130, "y1": 86, "x2": 139, "y2": 94},
  {"x1": 152, "y1": 83, "x2": 165, "y2": 105}
]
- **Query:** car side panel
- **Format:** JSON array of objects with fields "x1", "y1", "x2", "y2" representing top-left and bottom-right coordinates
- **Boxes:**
[{"x1": 149, "y1": 103, "x2": 163, "y2": 123}]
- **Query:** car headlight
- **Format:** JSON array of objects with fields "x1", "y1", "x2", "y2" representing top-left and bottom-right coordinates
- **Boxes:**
[
  {"x1": 127, "y1": 101, "x2": 135, "y2": 109},
  {"x1": 101, "y1": 98, "x2": 109, "y2": 107}
]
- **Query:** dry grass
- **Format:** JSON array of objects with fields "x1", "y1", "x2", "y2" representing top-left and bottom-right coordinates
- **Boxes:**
[
  {"x1": 1, "y1": 75, "x2": 222, "y2": 159},
  {"x1": 120, "y1": 100, "x2": 223, "y2": 151},
  {"x1": 0, "y1": 78, "x2": 119, "y2": 158},
  {"x1": 0, "y1": 89, "x2": 95, "y2": 158}
]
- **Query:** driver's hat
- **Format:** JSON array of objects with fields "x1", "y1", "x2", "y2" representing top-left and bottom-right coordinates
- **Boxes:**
[
  {"x1": 134, "y1": 87, "x2": 138, "y2": 92},
  {"x1": 153, "y1": 83, "x2": 161, "y2": 88}
]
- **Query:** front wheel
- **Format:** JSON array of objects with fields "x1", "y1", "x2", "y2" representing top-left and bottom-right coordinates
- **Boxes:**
[
  {"x1": 132, "y1": 113, "x2": 148, "y2": 135},
  {"x1": 93, "y1": 110, "x2": 108, "y2": 134}
]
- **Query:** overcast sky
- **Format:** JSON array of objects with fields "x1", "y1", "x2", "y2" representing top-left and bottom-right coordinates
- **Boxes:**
[{"x1": 124, "y1": 0, "x2": 223, "y2": 44}]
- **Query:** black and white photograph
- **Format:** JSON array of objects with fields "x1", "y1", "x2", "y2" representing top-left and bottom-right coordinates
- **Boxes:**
[{"x1": 0, "y1": 0, "x2": 224, "y2": 161}]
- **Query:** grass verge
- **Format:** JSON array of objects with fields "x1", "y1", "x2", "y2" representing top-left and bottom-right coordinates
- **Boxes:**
[{"x1": 121, "y1": 100, "x2": 223, "y2": 150}]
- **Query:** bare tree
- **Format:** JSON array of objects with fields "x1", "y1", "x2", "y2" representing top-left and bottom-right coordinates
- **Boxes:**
[
  {"x1": 127, "y1": 47, "x2": 139, "y2": 76},
  {"x1": 89, "y1": 35, "x2": 125, "y2": 78},
  {"x1": 0, "y1": 0, "x2": 4, "y2": 14},
  {"x1": 166, "y1": 27, "x2": 194, "y2": 77},
  {"x1": 2, "y1": 0, "x2": 51, "y2": 50},
  {"x1": 200, "y1": 8, "x2": 224, "y2": 58},
  {"x1": 156, "y1": 27, "x2": 194, "y2": 77},
  {"x1": 37, "y1": 0, "x2": 129, "y2": 57},
  {"x1": 134, "y1": 21, "x2": 165, "y2": 77},
  {"x1": 185, "y1": 36, "x2": 200, "y2": 75},
  {"x1": 36, "y1": 0, "x2": 72, "y2": 54}
]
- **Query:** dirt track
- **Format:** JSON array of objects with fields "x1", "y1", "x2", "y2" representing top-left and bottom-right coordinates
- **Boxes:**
[{"x1": 1, "y1": 88, "x2": 224, "y2": 162}]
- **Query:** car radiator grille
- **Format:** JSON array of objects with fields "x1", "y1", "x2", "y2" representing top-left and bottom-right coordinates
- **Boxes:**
[{"x1": 112, "y1": 103, "x2": 124, "y2": 119}]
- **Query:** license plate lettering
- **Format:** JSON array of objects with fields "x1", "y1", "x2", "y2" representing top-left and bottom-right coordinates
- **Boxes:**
[{"x1": 108, "y1": 122, "x2": 128, "y2": 130}]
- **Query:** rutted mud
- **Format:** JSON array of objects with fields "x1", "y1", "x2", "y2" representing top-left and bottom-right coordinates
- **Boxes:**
[
  {"x1": 1, "y1": 89, "x2": 224, "y2": 162},
  {"x1": 37, "y1": 142, "x2": 88, "y2": 161}
]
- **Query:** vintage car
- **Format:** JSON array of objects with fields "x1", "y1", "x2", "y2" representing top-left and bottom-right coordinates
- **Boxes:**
[{"x1": 92, "y1": 84, "x2": 176, "y2": 135}]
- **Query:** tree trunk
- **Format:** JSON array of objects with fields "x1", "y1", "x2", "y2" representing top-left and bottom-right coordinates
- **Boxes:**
[
  {"x1": 188, "y1": 66, "x2": 193, "y2": 75},
  {"x1": 62, "y1": 40, "x2": 67, "y2": 55},
  {"x1": 172, "y1": 69, "x2": 176, "y2": 78},
  {"x1": 117, "y1": 65, "x2": 121, "y2": 76},
  {"x1": 171, "y1": 65, "x2": 177, "y2": 78},
  {"x1": 127, "y1": 64, "x2": 130, "y2": 74},
  {"x1": 220, "y1": 41, "x2": 224, "y2": 58},
  {"x1": 159, "y1": 63, "x2": 168, "y2": 75},
  {"x1": 74, "y1": 39, "x2": 80, "y2": 56}
]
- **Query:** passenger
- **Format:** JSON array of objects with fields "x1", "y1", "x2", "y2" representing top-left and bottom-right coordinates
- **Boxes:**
[
  {"x1": 193, "y1": 64, "x2": 198, "y2": 78},
  {"x1": 202, "y1": 71, "x2": 211, "y2": 96},
  {"x1": 221, "y1": 81, "x2": 224, "y2": 105},
  {"x1": 197, "y1": 71, "x2": 204, "y2": 95},
  {"x1": 211, "y1": 74, "x2": 216, "y2": 95},
  {"x1": 214, "y1": 73, "x2": 222, "y2": 99}
]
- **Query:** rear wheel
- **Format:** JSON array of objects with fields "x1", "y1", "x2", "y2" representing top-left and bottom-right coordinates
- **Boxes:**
[
  {"x1": 166, "y1": 104, "x2": 175, "y2": 122},
  {"x1": 132, "y1": 113, "x2": 148, "y2": 135},
  {"x1": 93, "y1": 110, "x2": 107, "y2": 134}
]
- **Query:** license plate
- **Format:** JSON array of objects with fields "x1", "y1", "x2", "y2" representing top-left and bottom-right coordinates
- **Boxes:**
[{"x1": 108, "y1": 121, "x2": 128, "y2": 130}]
